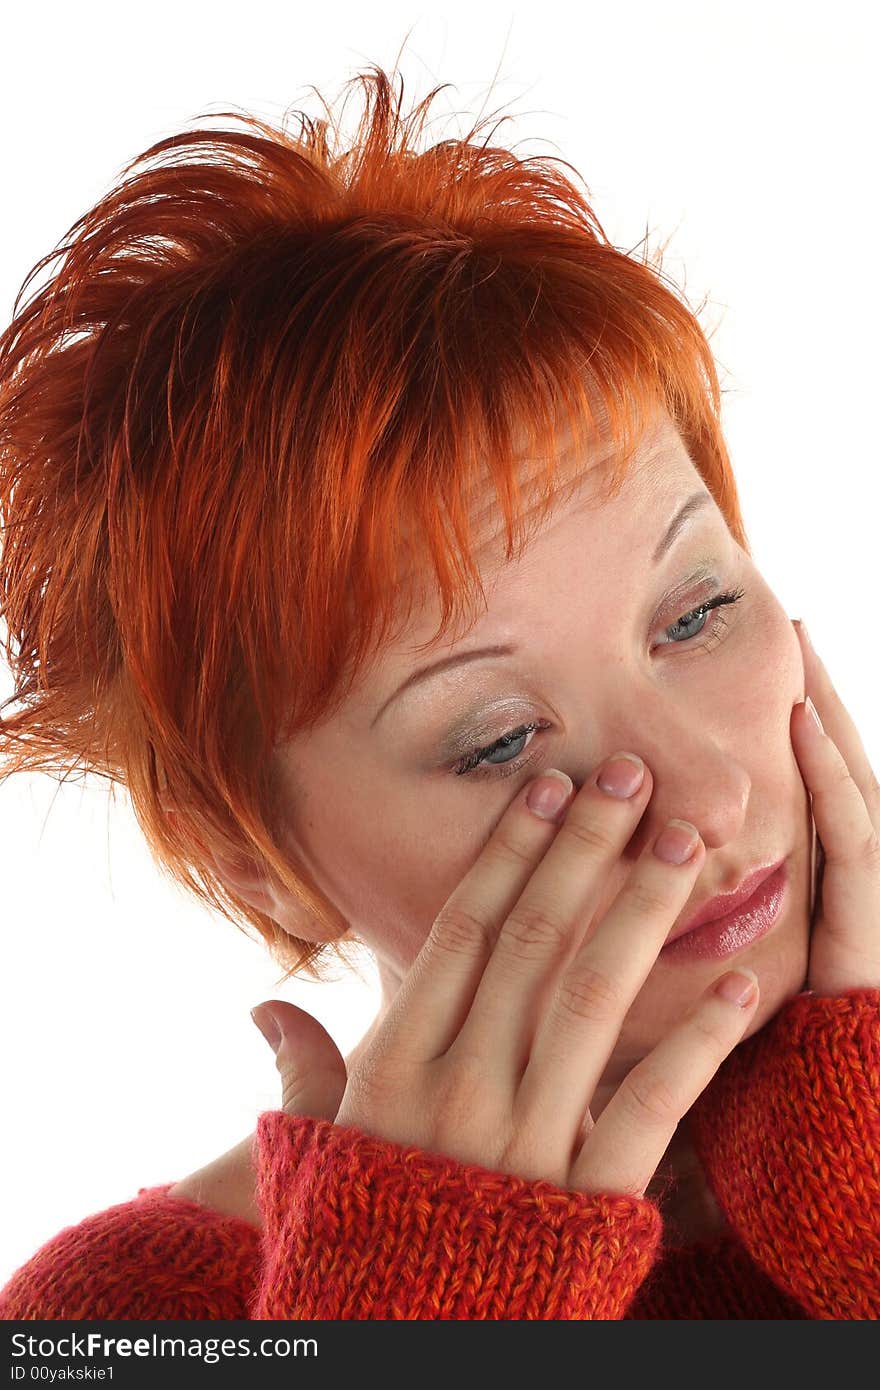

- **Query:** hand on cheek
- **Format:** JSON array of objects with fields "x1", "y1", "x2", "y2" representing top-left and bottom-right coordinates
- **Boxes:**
[{"x1": 789, "y1": 620, "x2": 880, "y2": 996}]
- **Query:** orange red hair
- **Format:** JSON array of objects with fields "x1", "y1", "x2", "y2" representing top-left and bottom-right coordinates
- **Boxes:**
[{"x1": 0, "y1": 64, "x2": 749, "y2": 980}]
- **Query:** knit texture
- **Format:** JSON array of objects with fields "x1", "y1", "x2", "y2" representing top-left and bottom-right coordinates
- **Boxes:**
[
  {"x1": 1, "y1": 988, "x2": 877, "y2": 1320},
  {"x1": 684, "y1": 985, "x2": 880, "y2": 1319},
  {"x1": 252, "y1": 1111, "x2": 660, "y2": 1319}
]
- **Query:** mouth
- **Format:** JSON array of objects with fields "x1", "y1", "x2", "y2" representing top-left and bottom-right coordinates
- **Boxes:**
[{"x1": 666, "y1": 856, "x2": 788, "y2": 947}]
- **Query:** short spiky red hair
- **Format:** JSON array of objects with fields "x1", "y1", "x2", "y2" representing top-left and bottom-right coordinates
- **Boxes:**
[{"x1": 0, "y1": 63, "x2": 749, "y2": 981}]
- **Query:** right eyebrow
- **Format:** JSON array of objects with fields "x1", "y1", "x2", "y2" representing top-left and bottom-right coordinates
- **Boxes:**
[
  {"x1": 651, "y1": 491, "x2": 714, "y2": 565},
  {"x1": 370, "y1": 644, "x2": 518, "y2": 728},
  {"x1": 370, "y1": 489, "x2": 715, "y2": 728}
]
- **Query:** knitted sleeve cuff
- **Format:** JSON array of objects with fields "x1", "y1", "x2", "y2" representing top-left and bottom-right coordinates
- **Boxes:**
[
  {"x1": 250, "y1": 1109, "x2": 663, "y2": 1320},
  {"x1": 687, "y1": 986, "x2": 880, "y2": 1320}
]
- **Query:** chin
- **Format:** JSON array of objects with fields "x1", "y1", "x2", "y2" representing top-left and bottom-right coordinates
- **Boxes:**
[{"x1": 740, "y1": 945, "x2": 811, "y2": 1040}]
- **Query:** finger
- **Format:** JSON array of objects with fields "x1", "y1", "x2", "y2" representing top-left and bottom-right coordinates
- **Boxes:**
[
  {"x1": 571, "y1": 968, "x2": 759, "y2": 1199},
  {"x1": 371, "y1": 767, "x2": 580, "y2": 1063},
  {"x1": 512, "y1": 819, "x2": 705, "y2": 1170},
  {"x1": 793, "y1": 619, "x2": 880, "y2": 836},
  {"x1": 790, "y1": 697, "x2": 880, "y2": 881},
  {"x1": 789, "y1": 697, "x2": 880, "y2": 989},
  {"x1": 452, "y1": 754, "x2": 653, "y2": 1074},
  {"x1": 254, "y1": 1000, "x2": 348, "y2": 1120}
]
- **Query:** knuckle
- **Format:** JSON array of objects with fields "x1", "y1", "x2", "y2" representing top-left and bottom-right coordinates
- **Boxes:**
[
  {"x1": 564, "y1": 813, "x2": 619, "y2": 858},
  {"x1": 430, "y1": 903, "x2": 494, "y2": 958},
  {"x1": 624, "y1": 875, "x2": 677, "y2": 921},
  {"x1": 619, "y1": 1063, "x2": 680, "y2": 1127},
  {"x1": 831, "y1": 758, "x2": 856, "y2": 791},
  {"x1": 833, "y1": 826, "x2": 880, "y2": 868},
  {"x1": 484, "y1": 832, "x2": 544, "y2": 875},
  {"x1": 688, "y1": 1009, "x2": 736, "y2": 1054},
  {"x1": 861, "y1": 828, "x2": 880, "y2": 865},
  {"x1": 279, "y1": 1076, "x2": 304, "y2": 1112},
  {"x1": 501, "y1": 900, "x2": 569, "y2": 959},
  {"x1": 555, "y1": 964, "x2": 622, "y2": 1024}
]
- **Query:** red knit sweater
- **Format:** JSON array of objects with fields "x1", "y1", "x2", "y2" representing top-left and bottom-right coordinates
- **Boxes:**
[{"x1": 2, "y1": 988, "x2": 878, "y2": 1320}]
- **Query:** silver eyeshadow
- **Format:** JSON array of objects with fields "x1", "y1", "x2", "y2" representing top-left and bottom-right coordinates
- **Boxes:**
[{"x1": 431, "y1": 556, "x2": 726, "y2": 764}]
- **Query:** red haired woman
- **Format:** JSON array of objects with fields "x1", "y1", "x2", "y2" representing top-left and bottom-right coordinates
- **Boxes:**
[{"x1": 1, "y1": 64, "x2": 877, "y2": 1320}]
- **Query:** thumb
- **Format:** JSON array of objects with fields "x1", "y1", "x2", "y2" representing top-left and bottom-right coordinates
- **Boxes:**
[{"x1": 250, "y1": 999, "x2": 348, "y2": 1122}]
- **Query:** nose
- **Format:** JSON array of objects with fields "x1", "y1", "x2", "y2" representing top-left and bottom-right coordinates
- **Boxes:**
[
  {"x1": 640, "y1": 742, "x2": 749, "y2": 852},
  {"x1": 592, "y1": 712, "x2": 750, "y2": 860}
]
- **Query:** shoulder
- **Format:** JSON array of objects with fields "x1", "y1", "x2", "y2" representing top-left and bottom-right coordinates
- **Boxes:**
[{"x1": 1, "y1": 1161, "x2": 262, "y2": 1320}]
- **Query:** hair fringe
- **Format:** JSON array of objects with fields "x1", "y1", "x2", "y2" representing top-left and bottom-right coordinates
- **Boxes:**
[{"x1": 0, "y1": 58, "x2": 748, "y2": 983}]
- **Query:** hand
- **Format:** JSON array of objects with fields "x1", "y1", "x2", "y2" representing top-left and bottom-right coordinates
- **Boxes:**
[
  {"x1": 790, "y1": 619, "x2": 880, "y2": 996},
  {"x1": 250, "y1": 1000, "x2": 348, "y2": 1122},
  {"x1": 165, "y1": 1004, "x2": 347, "y2": 1231},
  {"x1": 328, "y1": 754, "x2": 759, "y2": 1197}
]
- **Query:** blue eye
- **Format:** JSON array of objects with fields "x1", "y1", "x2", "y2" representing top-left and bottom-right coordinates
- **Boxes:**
[
  {"x1": 660, "y1": 586, "x2": 746, "y2": 646},
  {"x1": 452, "y1": 586, "x2": 746, "y2": 780}
]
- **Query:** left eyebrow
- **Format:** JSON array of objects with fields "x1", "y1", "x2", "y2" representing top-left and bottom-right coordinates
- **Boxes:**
[{"x1": 652, "y1": 491, "x2": 714, "y2": 565}]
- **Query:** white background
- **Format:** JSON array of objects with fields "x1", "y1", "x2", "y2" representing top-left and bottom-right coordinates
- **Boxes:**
[{"x1": 1, "y1": 2, "x2": 877, "y2": 1288}]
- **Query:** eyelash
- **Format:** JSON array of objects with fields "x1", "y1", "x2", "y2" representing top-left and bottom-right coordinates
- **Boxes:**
[{"x1": 451, "y1": 586, "x2": 747, "y2": 779}]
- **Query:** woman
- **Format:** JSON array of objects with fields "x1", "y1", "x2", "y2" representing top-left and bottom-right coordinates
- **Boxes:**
[{"x1": 0, "y1": 62, "x2": 877, "y2": 1320}]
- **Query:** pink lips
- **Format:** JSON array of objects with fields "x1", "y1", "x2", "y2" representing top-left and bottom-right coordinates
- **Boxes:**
[
  {"x1": 660, "y1": 858, "x2": 789, "y2": 963},
  {"x1": 667, "y1": 858, "x2": 787, "y2": 946}
]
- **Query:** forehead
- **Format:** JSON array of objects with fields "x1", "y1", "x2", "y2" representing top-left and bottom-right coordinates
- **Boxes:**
[
  {"x1": 382, "y1": 407, "x2": 703, "y2": 651},
  {"x1": 449, "y1": 404, "x2": 689, "y2": 559}
]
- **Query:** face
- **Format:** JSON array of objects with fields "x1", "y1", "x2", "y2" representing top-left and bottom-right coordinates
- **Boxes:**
[{"x1": 270, "y1": 409, "x2": 813, "y2": 1113}]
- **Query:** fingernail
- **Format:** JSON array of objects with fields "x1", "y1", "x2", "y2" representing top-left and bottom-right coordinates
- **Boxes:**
[
  {"x1": 526, "y1": 769, "x2": 574, "y2": 821},
  {"x1": 597, "y1": 753, "x2": 645, "y2": 798},
  {"x1": 653, "y1": 818, "x2": 700, "y2": 864},
  {"x1": 805, "y1": 696, "x2": 824, "y2": 734},
  {"x1": 251, "y1": 1005, "x2": 282, "y2": 1053},
  {"x1": 715, "y1": 968, "x2": 759, "y2": 1008},
  {"x1": 794, "y1": 619, "x2": 813, "y2": 651}
]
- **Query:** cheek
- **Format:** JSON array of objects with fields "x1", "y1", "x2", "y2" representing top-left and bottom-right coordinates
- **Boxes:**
[
  {"x1": 728, "y1": 583, "x2": 802, "y2": 724},
  {"x1": 391, "y1": 804, "x2": 498, "y2": 937},
  {"x1": 295, "y1": 779, "x2": 483, "y2": 956}
]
